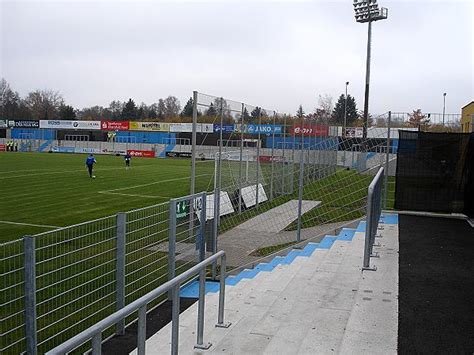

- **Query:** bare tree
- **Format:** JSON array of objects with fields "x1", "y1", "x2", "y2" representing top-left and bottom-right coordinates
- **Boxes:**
[
  {"x1": 24, "y1": 89, "x2": 64, "y2": 119},
  {"x1": 0, "y1": 78, "x2": 22, "y2": 119},
  {"x1": 163, "y1": 96, "x2": 181, "y2": 118},
  {"x1": 316, "y1": 94, "x2": 333, "y2": 124},
  {"x1": 407, "y1": 109, "x2": 430, "y2": 128},
  {"x1": 108, "y1": 100, "x2": 123, "y2": 120}
]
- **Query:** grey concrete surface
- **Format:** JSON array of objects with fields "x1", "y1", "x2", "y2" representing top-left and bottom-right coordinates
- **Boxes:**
[{"x1": 131, "y1": 222, "x2": 399, "y2": 354}]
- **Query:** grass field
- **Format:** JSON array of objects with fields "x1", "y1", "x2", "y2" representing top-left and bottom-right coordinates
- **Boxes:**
[
  {"x1": 1, "y1": 151, "x2": 394, "y2": 353},
  {"x1": 0, "y1": 152, "x2": 215, "y2": 242}
]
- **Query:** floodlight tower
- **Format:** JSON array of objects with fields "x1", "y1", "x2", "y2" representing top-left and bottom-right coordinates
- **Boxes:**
[{"x1": 353, "y1": 0, "x2": 388, "y2": 140}]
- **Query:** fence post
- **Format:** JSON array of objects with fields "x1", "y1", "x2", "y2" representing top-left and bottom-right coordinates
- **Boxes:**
[
  {"x1": 383, "y1": 111, "x2": 391, "y2": 209},
  {"x1": 199, "y1": 192, "x2": 207, "y2": 262},
  {"x1": 115, "y1": 212, "x2": 126, "y2": 335},
  {"x1": 211, "y1": 191, "x2": 218, "y2": 279},
  {"x1": 270, "y1": 111, "x2": 276, "y2": 201},
  {"x1": 24, "y1": 236, "x2": 38, "y2": 355},
  {"x1": 296, "y1": 126, "x2": 305, "y2": 243},
  {"x1": 168, "y1": 200, "x2": 177, "y2": 300},
  {"x1": 216, "y1": 254, "x2": 231, "y2": 328},
  {"x1": 255, "y1": 112, "x2": 261, "y2": 209},
  {"x1": 238, "y1": 103, "x2": 244, "y2": 214}
]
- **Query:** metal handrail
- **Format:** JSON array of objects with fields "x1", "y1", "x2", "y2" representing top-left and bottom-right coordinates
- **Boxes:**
[
  {"x1": 46, "y1": 250, "x2": 229, "y2": 355},
  {"x1": 362, "y1": 167, "x2": 384, "y2": 270}
]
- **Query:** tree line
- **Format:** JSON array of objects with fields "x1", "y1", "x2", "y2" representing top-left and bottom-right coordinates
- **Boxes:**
[{"x1": 1, "y1": 78, "x2": 448, "y2": 129}]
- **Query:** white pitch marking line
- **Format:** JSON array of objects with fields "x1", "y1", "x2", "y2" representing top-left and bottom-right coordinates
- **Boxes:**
[
  {"x1": 0, "y1": 165, "x2": 153, "y2": 180},
  {"x1": 0, "y1": 220, "x2": 60, "y2": 229},
  {"x1": 102, "y1": 174, "x2": 212, "y2": 193},
  {"x1": 98, "y1": 191, "x2": 171, "y2": 199}
]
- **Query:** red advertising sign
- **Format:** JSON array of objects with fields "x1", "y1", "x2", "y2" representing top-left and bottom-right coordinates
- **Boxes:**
[
  {"x1": 0, "y1": 144, "x2": 5, "y2": 151},
  {"x1": 291, "y1": 124, "x2": 329, "y2": 137},
  {"x1": 101, "y1": 121, "x2": 130, "y2": 131},
  {"x1": 127, "y1": 149, "x2": 155, "y2": 158},
  {"x1": 258, "y1": 156, "x2": 285, "y2": 163}
]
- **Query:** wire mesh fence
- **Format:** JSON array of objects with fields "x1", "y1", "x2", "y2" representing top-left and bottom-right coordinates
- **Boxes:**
[
  {"x1": 191, "y1": 92, "x2": 397, "y2": 270},
  {"x1": 0, "y1": 196, "x2": 210, "y2": 354}
]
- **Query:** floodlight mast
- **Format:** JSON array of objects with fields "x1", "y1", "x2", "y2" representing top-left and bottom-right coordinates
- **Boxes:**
[{"x1": 353, "y1": 0, "x2": 388, "y2": 140}]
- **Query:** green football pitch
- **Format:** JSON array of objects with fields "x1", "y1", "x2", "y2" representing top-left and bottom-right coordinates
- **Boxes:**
[{"x1": 0, "y1": 152, "x2": 215, "y2": 242}]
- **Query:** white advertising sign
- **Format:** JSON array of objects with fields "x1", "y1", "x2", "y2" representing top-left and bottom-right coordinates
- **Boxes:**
[
  {"x1": 40, "y1": 120, "x2": 101, "y2": 130},
  {"x1": 195, "y1": 192, "x2": 234, "y2": 221},
  {"x1": 241, "y1": 184, "x2": 268, "y2": 208}
]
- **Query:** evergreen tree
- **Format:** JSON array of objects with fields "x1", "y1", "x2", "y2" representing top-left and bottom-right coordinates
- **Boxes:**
[
  {"x1": 59, "y1": 105, "x2": 76, "y2": 120},
  {"x1": 251, "y1": 106, "x2": 263, "y2": 120},
  {"x1": 332, "y1": 94, "x2": 358, "y2": 126},
  {"x1": 181, "y1": 97, "x2": 194, "y2": 117},
  {"x1": 206, "y1": 103, "x2": 217, "y2": 116},
  {"x1": 242, "y1": 107, "x2": 251, "y2": 122},
  {"x1": 121, "y1": 98, "x2": 138, "y2": 120},
  {"x1": 296, "y1": 105, "x2": 305, "y2": 119}
]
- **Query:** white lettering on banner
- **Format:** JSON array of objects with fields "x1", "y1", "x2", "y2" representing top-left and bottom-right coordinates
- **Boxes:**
[{"x1": 40, "y1": 120, "x2": 101, "y2": 130}]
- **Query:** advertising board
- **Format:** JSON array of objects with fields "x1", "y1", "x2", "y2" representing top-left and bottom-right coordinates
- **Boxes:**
[
  {"x1": 101, "y1": 121, "x2": 130, "y2": 131},
  {"x1": 40, "y1": 120, "x2": 101, "y2": 130},
  {"x1": 127, "y1": 149, "x2": 155, "y2": 158}
]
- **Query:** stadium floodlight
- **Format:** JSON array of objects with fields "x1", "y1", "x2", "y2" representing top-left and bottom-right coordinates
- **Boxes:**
[{"x1": 353, "y1": 0, "x2": 388, "y2": 140}]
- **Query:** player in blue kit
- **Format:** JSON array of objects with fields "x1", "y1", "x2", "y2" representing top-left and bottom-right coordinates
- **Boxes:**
[
  {"x1": 124, "y1": 152, "x2": 131, "y2": 170},
  {"x1": 85, "y1": 154, "x2": 97, "y2": 178}
]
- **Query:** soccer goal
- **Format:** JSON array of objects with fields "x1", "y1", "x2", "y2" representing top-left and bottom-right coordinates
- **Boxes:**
[{"x1": 214, "y1": 149, "x2": 266, "y2": 193}]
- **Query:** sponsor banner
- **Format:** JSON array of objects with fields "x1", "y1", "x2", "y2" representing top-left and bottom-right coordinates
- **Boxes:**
[
  {"x1": 200, "y1": 124, "x2": 214, "y2": 133},
  {"x1": 258, "y1": 155, "x2": 285, "y2": 163},
  {"x1": 0, "y1": 144, "x2": 5, "y2": 151},
  {"x1": 74, "y1": 147, "x2": 102, "y2": 154},
  {"x1": 344, "y1": 127, "x2": 363, "y2": 138},
  {"x1": 129, "y1": 121, "x2": 170, "y2": 132},
  {"x1": 101, "y1": 148, "x2": 127, "y2": 155},
  {"x1": 245, "y1": 124, "x2": 282, "y2": 135},
  {"x1": 52, "y1": 146, "x2": 76, "y2": 153},
  {"x1": 40, "y1": 120, "x2": 101, "y2": 130},
  {"x1": 0, "y1": 120, "x2": 7, "y2": 128},
  {"x1": 170, "y1": 123, "x2": 193, "y2": 133},
  {"x1": 127, "y1": 149, "x2": 155, "y2": 158},
  {"x1": 101, "y1": 121, "x2": 130, "y2": 131},
  {"x1": 291, "y1": 124, "x2": 329, "y2": 137},
  {"x1": 8, "y1": 120, "x2": 40, "y2": 128},
  {"x1": 213, "y1": 124, "x2": 235, "y2": 133}
]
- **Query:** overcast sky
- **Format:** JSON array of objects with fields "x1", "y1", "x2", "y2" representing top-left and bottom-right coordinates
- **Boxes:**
[{"x1": 1, "y1": 0, "x2": 473, "y2": 117}]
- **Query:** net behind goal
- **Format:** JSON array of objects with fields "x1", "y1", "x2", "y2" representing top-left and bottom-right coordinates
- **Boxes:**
[{"x1": 215, "y1": 149, "x2": 266, "y2": 193}]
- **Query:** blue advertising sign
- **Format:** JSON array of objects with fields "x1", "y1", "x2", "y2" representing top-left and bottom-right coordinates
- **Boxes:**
[
  {"x1": 213, "y1": 124, "x2": 235, "y2": 133},
  {"x1": 245, "y1": 124, "x2": 282, "y2": 135}
]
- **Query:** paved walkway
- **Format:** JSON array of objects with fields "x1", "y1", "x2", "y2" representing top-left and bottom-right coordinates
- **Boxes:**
[
  {"x1": 234, "y1": 200, "x2": 321, "y2": 233},
  {"x1": 133, "y1": 216, "x2": 399, "y2": 354}
]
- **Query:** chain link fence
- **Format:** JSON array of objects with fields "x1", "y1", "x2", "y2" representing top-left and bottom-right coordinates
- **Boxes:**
[{"x1": 190, "y1": 93, "x2": 398, "y2": 271}]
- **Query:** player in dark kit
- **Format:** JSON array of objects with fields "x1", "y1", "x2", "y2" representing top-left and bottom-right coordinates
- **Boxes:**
[
  {"x1": 124, "y1": 152, "x2": 131, "y2": 170},
  {"x1": 85, "y1": 154, "x2": 97, "y2": 178}
]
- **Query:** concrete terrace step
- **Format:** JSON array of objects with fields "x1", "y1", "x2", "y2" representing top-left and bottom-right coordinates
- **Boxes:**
[{"x1": 133, "y1": 214, "x2": 399, "y2": 355}]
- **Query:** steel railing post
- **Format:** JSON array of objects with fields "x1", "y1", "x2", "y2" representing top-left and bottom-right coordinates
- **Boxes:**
[
  {"x1": 137, "y1": 305, "x2": 147, "y2": 355},
  {"x1": 216, "y1": 254, "x2": 231, "y2": 328},
  {"x1": 24, "y1": 236, "x2": 38, "y2": 355},
  {"x1": 383, "y1": 111, "x2": 391, "y2": 209},
  {"x1": 116, "y1": 212, "x2": 126, "y2": 335},
  {"x1": 171, "y1": 284, "x2": 180, "y2": 355},
  {"x1": 92, "y1": 333, "x2": 102, "y2": 355},
  {"x1": 194, "y1": 267, "x2": 211, "y2": 350}
]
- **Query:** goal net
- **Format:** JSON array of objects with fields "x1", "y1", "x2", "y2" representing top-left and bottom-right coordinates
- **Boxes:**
[{"x1": 215, "y1": 149, "x2": 266, "y2": 193}]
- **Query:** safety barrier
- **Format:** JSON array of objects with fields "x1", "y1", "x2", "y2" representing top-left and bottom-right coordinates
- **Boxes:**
[
  {"x1": 362, "y1": 167, "x2": 384, "y2": 270},
  {"x1": 45, "y1": 251, "x2": 228, "y2": 355}
]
